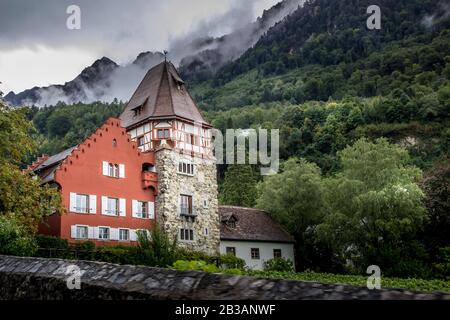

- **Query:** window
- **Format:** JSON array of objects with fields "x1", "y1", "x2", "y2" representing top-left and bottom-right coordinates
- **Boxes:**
[
  {"x1": 98, "y1": 227, "x2": 110, "y2": 240},
  {"x1": 180, "y1": 228, "x2": 194, "y2": 241},
  {"x1": 178, "y1": 161, "x2": 194, "y2": 175},
  {"x1": 251, "y1": 248, "x2": 260, "y2": 260},
  {"x1": 119, "y1": 229, "x2": 129, "y2": 241},
  {"x1": 227, "y1": 220, "x2": 236, "y2": 229},
  {"x1": 157, "y1": 129, "x2": 170, "y2": 139},
  {"x1": 137, "y1": 136, "x2": 145, "y2": 147},
  {"x1": 76, "y1": 226, "x2": 88, "y2": 239},
  {"x1": 273, "y1": 249, "x2": 282, "y2": 258},
  {"x1": 180, "y1": 195, "x2": 193, "y2": 215},
  {"x1": 75, "y1": 194, "x2": 89, "y2": 213},
  {"x1": 107, "y1": 198, "x2": 119, "y2": 216},
  {"x1": 226, "y1": 247, "x2": 236, "y2": 256},
  {"x1": 112, "y1": 139, "x2": 117, "y2": 147},
  {"x1": 137, "y1": 201, "x2": 148, "y2": 218},
  {"x1": 185, "y1": 133, "x2": 196, "y2": 145},
  {"x1": 203, "y1": 199, "x2": 209, "y2": 208},
  {"x1": 204, "y1": 228, "x2": 208, "y2": 236},
  {"x1": 103, "y1": 161, "x2": 123, "y2": 178}
]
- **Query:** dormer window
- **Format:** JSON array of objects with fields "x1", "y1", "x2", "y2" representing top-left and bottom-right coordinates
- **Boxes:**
[
  {"x1": 132, "y1": 105, "x2": 143, "y2": 117},
  {"x1": 228, "y1": 220, "x2": 236, "y2": 229}
]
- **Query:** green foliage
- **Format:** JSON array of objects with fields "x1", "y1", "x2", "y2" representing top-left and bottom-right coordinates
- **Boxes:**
[
  {"x1": 36, "y1": 235, "x2": 69, "y2": 250},
  {"x1": 245, "y1": 270, "x2": 450, "y2": 293},
  {"x1": 433, "y1": 247, "x2": 450, "y2": 280},
  {"x1": 136, "y1": 223, "x2": 179, "y2": 267},
  {"x1": 172, "y1": 260, "x2": 219, "y2": 273},
  {"x1": 218, "y1": 254, "x2": 246, "y2": 269},
  {"x1": 0, "y1": 216, "x2": 37, "y2": 256},
  {"x1": 316, "y1": 138, "x2": 427, "y2": 276},
  {"x1": 94, "y1": 246, "x2": 140, "y2": 265},
  {"x1": 263, "y1": 258, "x2": 294, "y2": 272},
  {"x1": 219, "y1": 164, "x2": 258, "y2": 207}
]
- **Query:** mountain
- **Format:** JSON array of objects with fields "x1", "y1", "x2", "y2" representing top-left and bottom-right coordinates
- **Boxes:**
[
  {"x1": 5, "y1": 0, "x2": 300, "y2": 107},
  {"x1": 5, "y1": 52, "x2": 165, "y2": 107},
  {"x1": 178, "y1": 0, "x2": 304, "y2": 82}
]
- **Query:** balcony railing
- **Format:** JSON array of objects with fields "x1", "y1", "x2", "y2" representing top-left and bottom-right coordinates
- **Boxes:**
[{"x1": 180, "y1": 205, "x2": 196, "y2": 218}]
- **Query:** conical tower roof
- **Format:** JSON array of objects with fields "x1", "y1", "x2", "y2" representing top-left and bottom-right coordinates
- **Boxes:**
[{"x1": 120, "y1": 61, "x2": 210, "y2": 128}]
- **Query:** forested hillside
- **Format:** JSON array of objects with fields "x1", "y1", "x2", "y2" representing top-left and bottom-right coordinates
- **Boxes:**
[{"x1": 13, "y1": 0, "x2": 449, "y2": 278}]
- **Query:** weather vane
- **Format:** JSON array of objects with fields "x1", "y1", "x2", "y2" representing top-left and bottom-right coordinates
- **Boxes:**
[{"x1": 163, "y1": 50, "x2": 168, "y2": 61}]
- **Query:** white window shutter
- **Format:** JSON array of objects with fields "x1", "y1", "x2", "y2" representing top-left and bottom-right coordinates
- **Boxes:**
[
  {"x1": 101, "y1": 196, "x2": 108, "y2": 215},
  {"x1": 110, "y1": 228, "x2": 119, "y2": 241},
  {"x1": 148, "y1": 201, "x2": 155, "y2": 219},
  {"x1": 69, "y1": 192, "x2": 77, "y2": 212},
  {"x1": 88, "y1": 227, "x2": 95, "y2": 239},
  {"x1": 93, "y1": 227, "x2": 99, "y2": 239},
  {"x1": 130, "y1": 230, "x2": 137, "y2": 242},
  {"x1": 119, "y1": 164, "x2": 125, "y2": 178},
  {"x1": 89, "y1": 195, "x2": 97, "y2": 214},
  {"x1": 119, "y1": 198, "x2": 126, "y2": 217},
  {"x1": 102, "y1": 161, "x2": 109, "y2": 176},
  {"x1": 132, "y1": 200, "x2": 138, "y2": 218},
  {"x1": 71, "y1": 225, "x2": 77, "y2": 239}
]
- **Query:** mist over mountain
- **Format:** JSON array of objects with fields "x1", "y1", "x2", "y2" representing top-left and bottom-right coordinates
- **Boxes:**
[{"x1": 5, "y1": 0, "x2": 300, "y2": 107}]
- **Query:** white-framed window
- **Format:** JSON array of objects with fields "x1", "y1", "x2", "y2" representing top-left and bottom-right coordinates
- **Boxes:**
[
  {"x1": 273, "y1": 249, "x2": 282, "y2": 258},
  {"x1": 132, "y1": 200, "x2": 154, "y2": 219},
  {"x1": 178, "y1": 161, "x2": 194, "y2": 176},
  {"x1": 202, "y1": 199, "x2": 209, "y2": 209},
  {"x1": 76, "y1": 226, "x2": 88, "y2": 239},
  {"x1": 119, "y1": 229, "x2": 130, "y2": 241},
  {"x1": 103, "y1": 161, "x2": 125, "y2": 178},
  {"x1": 180, "y1": 228, "x2": 194, "y2": 241},
  {"x1": 107, "y1": 197, "x2": 119, "y2": 216},
  {"x1": 69, "y1": 193, "x2": 96, "y2": 214},
  {"x1": 98, "y1": 227, "x2": 110, "y2": 240}
]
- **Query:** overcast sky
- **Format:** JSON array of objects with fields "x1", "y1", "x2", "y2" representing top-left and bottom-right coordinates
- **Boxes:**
[{"x1": 0, "y1": 0, "x2": 280, "y2": 94}]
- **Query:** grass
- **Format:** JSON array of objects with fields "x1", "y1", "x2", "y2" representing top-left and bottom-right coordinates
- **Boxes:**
[{"x1": 244, "y1": 270, "x2": 450, "y2": 293}]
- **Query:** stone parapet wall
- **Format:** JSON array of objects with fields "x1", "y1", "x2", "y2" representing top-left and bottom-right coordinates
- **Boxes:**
[{"x1": 0, "y1": 255, "x2": 449, "y2": 300}]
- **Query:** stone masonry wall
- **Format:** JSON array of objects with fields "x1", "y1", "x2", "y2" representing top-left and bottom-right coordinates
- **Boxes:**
[
  {"x1": 0, "y1": 255, "x2": 449, "y2": 300},
  {"x1": 155, "y1": 145, "x2": 220, "y2": 255}
]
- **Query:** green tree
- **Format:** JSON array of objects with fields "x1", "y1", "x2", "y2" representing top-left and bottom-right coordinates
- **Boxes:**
[
  {"x1": 220, "y1": 164, "x2": 257, "y2": 207},
  {"x1": 316, "y1": 138, "x2": 427, "y2": 276}
]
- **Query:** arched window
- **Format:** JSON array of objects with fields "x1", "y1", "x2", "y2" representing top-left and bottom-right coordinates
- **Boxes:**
[
  {"x1": 114, "y1": 164, "x2": 119, "y2": 178},
  {"x1": 142, "y1": 163, "x2": 155, "y2": 172},
  {"x1": 112, "y1": 139, "x2": 117, "y2": 147}
]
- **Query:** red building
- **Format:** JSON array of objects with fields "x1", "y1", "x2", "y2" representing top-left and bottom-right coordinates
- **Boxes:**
[{"x1": 30, "y1": 118, "x2": 157, "y2": 246}]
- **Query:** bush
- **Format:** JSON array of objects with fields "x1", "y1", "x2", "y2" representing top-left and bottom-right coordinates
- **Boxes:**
[
  {"x1": 177, "y1": 248, "x2": 212, "y2": 262},
  {"x1": 36, "y1": 235, "x2": 69, "y2": 249},
  {"x1": 263, "y1": 257, "x2": 294, "y2": 272},
  {"x1": 94, "y1": 246, "x2": 139, "y2": 265},
  {"x1": 172, "y1": 260, "x2": 219, "y2": 273},
  {"x1": 0, "y1": 216, "x2": 37, "y2": 256},
  {"x1": 218, "y1": 254, "x2": 246, "y2": 269},
  {"x1": 433, "y1": 247, "x2": 450, "y2": 280},
  {"x1": 136, "y1": 223, "x2": 178, "y2": 267}
]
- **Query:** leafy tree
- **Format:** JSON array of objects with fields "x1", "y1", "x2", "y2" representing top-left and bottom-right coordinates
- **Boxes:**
[
  {"x1": 316, "y1": 138, "x2": 427, "y2": 276},
  {"x1": 0, "y1": 216, "x2": 37, "y2": 256},
  {"x1": 219, "y1": 164, "x2": 258, "y2": 207}
]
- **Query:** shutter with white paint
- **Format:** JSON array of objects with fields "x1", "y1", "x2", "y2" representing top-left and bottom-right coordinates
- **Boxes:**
[
  {"x1": 130, "y1": 230, "x2": 137, "y2": 242},
  {"x1": 119, "y1": 198, "x2": 126, "y2": 217},
  {"x1": 110, "y1": 228, "x2": 119, "y2": 241},
  {"x1": 88, "y1": 227, "x2": 95, "y2": 239},
  {"x1": 102, "y1": 161, "x2": 109, "y2": 176},
  {"x1": 93, "y1": 227, "x2": 99, "y2": 239},
  {"x1": 71, "y1": 225, "x2": 77, "y2": 239},
  {"x1": 101, "y1": 196, "x2": 108, "y2": 215},
  {"x1": 132, "y1": 200, "x2": 138, "y2": 218},
  {"x1": 69, "y1": 192, "x2": 77, "y2": 212},
  {"x1": 89, "y1": 195, "x2": 97, "y2": 214},
  {"x1": 148, "y1": 201, "x2": 155, "y2": 219},
  {"x1": 119, "y1": 164, "x2": 125, "y2": 178}
]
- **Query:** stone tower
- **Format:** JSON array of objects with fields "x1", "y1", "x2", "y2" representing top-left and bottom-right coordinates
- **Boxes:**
[{"x1": 119, "y1": 61, "x2": 219, "y2": 255}]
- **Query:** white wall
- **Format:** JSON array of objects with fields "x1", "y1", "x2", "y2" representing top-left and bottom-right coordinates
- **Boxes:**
[{"x1": 220, "y1": 240, "x2": 295, "y2": 270}]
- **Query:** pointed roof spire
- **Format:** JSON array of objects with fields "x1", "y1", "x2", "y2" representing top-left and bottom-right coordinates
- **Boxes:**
[{"x1": 119, "y1": 61, "x2": 210, "y2": 129}]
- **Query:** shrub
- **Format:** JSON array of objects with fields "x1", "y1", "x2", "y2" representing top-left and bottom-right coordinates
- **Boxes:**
[
  {"x1": 36, "y1": 235, "x2": 69, "y2": 249},
  {"x1": 218, "y1": 254, "x2": 246, "y2": 269},
  {"x1": 137, "y1": 223, "x2": 178, "y2": 267},
  {"x1": 172, "y1": 260, "x2": 219, "y2": 273},
  {"x1": 94, "y1": 246, "x2": 138, "y2": 264},
  {"x1": 433, "y1": 247, "x2": 450, "y2": 280},
  {"x1": 177, "y1": 248, "x2": 212, "y2": 262},
  {"x1": 0, "y1": 216, "x2": 37, "y2": 256},
  {"x1": 263, "y1": 257, "x2": 294, "y2": 272}
]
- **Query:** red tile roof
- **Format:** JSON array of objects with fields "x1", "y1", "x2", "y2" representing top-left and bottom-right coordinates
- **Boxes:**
[{"x1": 219, "y1": 206, "x2": 295, "y2": 243}]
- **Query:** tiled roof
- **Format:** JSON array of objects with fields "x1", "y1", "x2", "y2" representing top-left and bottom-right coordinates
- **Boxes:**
[
  {"x1": 33, "y1": 146, "x2": 77, "y2": 183},
  {"x1": 219, "y1": 206, "x2": 295, "y2": 243},
  {"x1": 119, "y1": 61, "x2": 209, "y2": 128}
]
